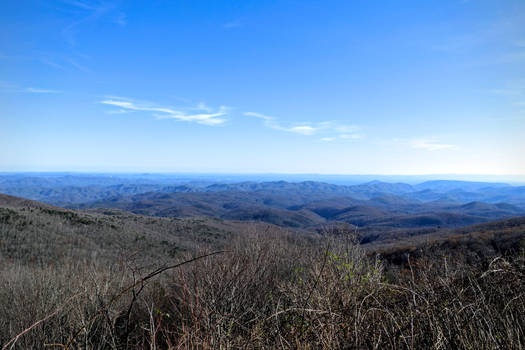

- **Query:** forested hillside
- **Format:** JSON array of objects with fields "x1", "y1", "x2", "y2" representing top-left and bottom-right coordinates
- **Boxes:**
[{"x1": 1, "y1": 193, "x2": 524, "y2": 349}]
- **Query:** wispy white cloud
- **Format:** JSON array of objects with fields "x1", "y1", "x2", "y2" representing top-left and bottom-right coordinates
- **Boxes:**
[
  {"x1": 245, "y1": 112, "x2": 320, "y2": 135},
  {"x1": 0, "y1": 82, "x2": 62, "y2": 94},
  {"x1": 244, "y1": 112, "x2": 273, "y2": 121},
  {"x1": 36, "y1": 52, "x2": 92, "y2": 72},
  {"x1": 61, "y1": 0, "x2": 99, "y2": 10},
  {"x1": 64, "y1": 57, "x2": 90, "y2": 72},
  {"x1": 288, "y1": 125, "x2": 317, "y2": 135},
  {"x1": 40, "y1": 58, "x2": 66, "y2": 70},
  {"x1": 60, "y1": 0, "x2": 120, "y2": 46},
  {"x1": 339, "y1": 133, "x2": 362, "y2": 140},
  {"x1": 320, "y1": 137, "x2": 336, "y2": 142},
  {"x1": 391, "y1": 137, "x2": 455, "y2": 151},
  {"x1": 104, "y1": 109, "x2": 131, "y2": 115},
  {"x1": 101, "y1": 98, "x2": 228, "y2": 125},
  {"x1": 244, "y1": 112, "x2": 361, "y2": 139},
  {"x1": 25, "y1": 88, "x2": 62, "y2": 94},
  {"x1": 3, "y1": 50, "x2": 91, "y2": 73}
]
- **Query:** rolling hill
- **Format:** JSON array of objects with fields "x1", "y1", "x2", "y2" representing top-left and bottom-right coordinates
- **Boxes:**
[
  {"x1": 2, "y1": 175, "x2": 524, "y2": 233},
  {"x1": 0, "y1": 193, "x2": 290, "y2": 264}
]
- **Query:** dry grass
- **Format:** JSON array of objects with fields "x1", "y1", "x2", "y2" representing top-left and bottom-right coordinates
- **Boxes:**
[{"x1": 1, "y1": 227, "x2": 524, "y2": 349}]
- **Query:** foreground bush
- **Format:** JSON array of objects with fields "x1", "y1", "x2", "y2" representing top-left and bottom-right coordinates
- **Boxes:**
[{"x1": 1, "y1": 229, "x2": 524, "y2": 349}]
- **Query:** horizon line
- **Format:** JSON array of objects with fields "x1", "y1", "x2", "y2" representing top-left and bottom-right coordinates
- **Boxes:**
[{"x1": 1, "y1": 170, "x2": 525, "y2": 178}]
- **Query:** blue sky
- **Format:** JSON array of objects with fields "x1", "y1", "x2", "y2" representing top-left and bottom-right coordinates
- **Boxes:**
[{"x1": 1, "y1": 0, "x2": 524, "y2": 174}]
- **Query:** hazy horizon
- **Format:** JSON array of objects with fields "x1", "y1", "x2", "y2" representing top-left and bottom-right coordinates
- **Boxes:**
[{"x1": 2, "y1": 171, "x2": 525, "y2": 185}]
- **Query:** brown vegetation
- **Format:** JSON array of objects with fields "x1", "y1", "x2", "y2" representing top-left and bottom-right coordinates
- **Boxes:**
[
  {"x1": 2, "y1": 230, "x2": 525, "y2": 349},
  {"x1": 1, "y1": 195, "x2": 525, "y2": 349}
]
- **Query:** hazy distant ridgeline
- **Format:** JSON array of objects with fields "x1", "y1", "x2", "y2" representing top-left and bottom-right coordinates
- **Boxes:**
[
  {"x1": 1, "y1": 174, "x2": 524, "y2": 206},
  {"x1": 1, "y1": 175, "x2": 524, "y2": 235},
  {"x1": 79, "y1": 180, "x2": 525, "y2": 231}
]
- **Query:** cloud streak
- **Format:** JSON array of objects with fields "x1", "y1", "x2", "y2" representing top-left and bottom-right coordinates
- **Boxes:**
[
  {"x1": 60, "y1": 0, "x2": 120, "y2": 46},
  {"x1": 26, "y1": 88, "x2": 62, "y2": 94},
  {"x1": 101, "y1": 98, "x2": 228, "y2": 125},
  {"x1": 244, "y1": 112, "x2": 361, "y2": 139},
  {"x1": 244, "y1": 112, "x2": 319, "y2": 135}
]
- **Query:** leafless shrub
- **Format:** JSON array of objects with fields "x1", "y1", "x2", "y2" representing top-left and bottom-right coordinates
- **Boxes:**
[{"x1": 1, "y1": 225, "x2": 524, "y2": 349}]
